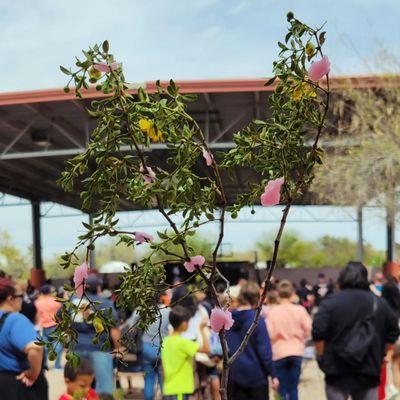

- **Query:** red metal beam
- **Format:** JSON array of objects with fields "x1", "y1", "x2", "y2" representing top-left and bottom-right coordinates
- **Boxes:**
[{"x1": 0, "y1": 75, "x2": 398, "y2": 107}]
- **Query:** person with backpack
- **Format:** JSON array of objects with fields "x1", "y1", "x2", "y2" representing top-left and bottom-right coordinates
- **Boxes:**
[{"x1": 313, "y1": 262, "x2": 400, "y2": 400}]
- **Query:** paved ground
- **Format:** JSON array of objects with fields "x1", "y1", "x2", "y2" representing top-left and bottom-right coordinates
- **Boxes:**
[{"x1": 47, "y1": 359, "x2": 326, "y2": 399}]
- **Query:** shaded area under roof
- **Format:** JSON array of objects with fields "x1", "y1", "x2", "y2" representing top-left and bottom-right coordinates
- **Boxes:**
[{"x1": 0, "y1": 75, "x2": 397, "y2": 211}]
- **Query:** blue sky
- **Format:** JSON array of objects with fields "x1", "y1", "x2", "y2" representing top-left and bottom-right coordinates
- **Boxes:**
[
  {"x1": 0, "y1": 0, "x2": 399, "y2": 262},
  {"x1": 0, "y1": 0, "x2": 399, "y2": 92}
]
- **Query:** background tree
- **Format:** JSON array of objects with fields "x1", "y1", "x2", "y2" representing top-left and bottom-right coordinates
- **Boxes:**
[
  {"x1": 256, "y1": 230, "x2": 384, "y2": 268},
  {"x1": 312, "y1": 75, "x2": 400, "y2": 261},
  {"x1": 0, "y1": 231, "x2": 31, "y2": 278}
]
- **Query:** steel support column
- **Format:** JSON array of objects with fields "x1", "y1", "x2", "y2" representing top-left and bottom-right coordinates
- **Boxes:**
[
  {"x1": 30, "y1": 200, "x2": 45, "y2": 288},
  {"x1": 386, "y1": 208, "x2": 396, "y2": 262},
  {"x1": 31, "y1": 200, "x2": 43, "y2": 269},
  {"x1": 356, "y1": 206, "x2": 364, "y2": 262}
]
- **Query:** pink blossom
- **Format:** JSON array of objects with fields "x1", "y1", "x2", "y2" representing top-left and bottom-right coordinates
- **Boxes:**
[
  {"x1": 260, "y1": 177, "x2": 285, "y2": 206},
  {"x1": 202, "y1": 147, "x2": 213, "y2": 166},
  {"x1": 140, "y1": 165, "x2": 156, "y2": 184},
  {"x1": 210, "y1": 307, "x2": 234, "y2": 333},
  {"x1": 183, "y1": 255, "x2": 206, "y2": 273},
  {"x1": 135, "y1": 231, "x2": 154, "y2": 244},
  {"x1": 308, "y1": 55, "x2": 330, "y2": 82},
  {"x1": 73, "y1": 262, "x2": 89, "y2": 298},
  {"x1": 93, "y1": 62, "x2": 119, "y2": 73}
]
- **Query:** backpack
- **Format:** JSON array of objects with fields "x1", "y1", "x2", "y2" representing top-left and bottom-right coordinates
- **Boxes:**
[{"x1": 335, "y1": 296, "x2": 378, "y2": 366}]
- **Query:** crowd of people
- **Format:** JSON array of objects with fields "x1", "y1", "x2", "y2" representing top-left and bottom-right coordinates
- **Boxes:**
[{"x1": 0, "y1": 261, "x2": 400, "y2": 399}]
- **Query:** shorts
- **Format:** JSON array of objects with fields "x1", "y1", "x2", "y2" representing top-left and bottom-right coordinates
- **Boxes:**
[{"x1": 206, "y1": 365, "x2": 219, "y2": 378}]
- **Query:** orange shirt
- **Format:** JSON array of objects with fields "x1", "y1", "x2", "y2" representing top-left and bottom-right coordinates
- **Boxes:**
[
  {"x1": 35, "y1": 295, "x2": 61, "y2": 328},
  {"x1": 266, "y1": 303, "x2": 312, "y2": 361}
]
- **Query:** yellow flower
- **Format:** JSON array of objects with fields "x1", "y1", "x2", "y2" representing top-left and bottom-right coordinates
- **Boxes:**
[
  {"x1": 293, "y1": 86, "x2": 304, "y2": 101},
  {"x1": 292, "y1": 83, "x2": 317, "y2": 101},
  {"x1": 305, "y1": 42, "x2": 315, "y2": 57},
  {"x1": 93, "y1": 317, "x2": 104, "y2": 334},
  {"x1": 139, "y1": 118, "x2": 152, "y2": 132},
  {"x1": 89, "y1": 67, "x2": 102, "y2": 81},
  {"x1": 139, "y1": 118, "x2": 164, "y2": 142}
]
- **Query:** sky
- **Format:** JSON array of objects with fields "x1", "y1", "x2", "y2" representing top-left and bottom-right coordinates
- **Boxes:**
[
  {"x1": 1, "y1": 0, "x2": 400, "y2": 93},
  {"x1": 0, "y1": 0, "x2": 399, "y2": 263}
]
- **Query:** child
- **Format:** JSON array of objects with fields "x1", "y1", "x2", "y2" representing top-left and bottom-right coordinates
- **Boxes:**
[
  {"x1": 161, "y1": 305, "x2": 210, "y2": 400},
  {"x1": 266, "y1": 280, "x2": 312, "y2": 400},
  {"x1": 226, "y1": 282, "x2": 279, "y2": 400},
  {"x1": 59, "y1": 358, "x2": 99, "y2": 400}
]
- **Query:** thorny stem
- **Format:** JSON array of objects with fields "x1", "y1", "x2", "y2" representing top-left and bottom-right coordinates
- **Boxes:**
[
  {"x1": 229, "y1": 75, "x2": 330, "y2": 368},
  {"x1": 70, "y1": 49, "x2": 329, "y2": 400}
]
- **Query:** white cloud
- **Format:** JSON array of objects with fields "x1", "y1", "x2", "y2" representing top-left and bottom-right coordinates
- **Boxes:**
[
  {"x1": 228, "y1": 0, "x2": 250, "y2": 15},
  {"x1": 0, "y1": 0, "x2": 399, "y2": 92}
]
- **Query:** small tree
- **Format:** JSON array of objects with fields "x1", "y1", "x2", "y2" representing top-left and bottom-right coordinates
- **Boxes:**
[
  {"x1": 50, "y1": 12, "x2": 330, "y2": 399},
  {"x1": 312, "y1": 75, "x2": 400, "y2": 261},
  {"x1": 0, "y1": 231, "x2": 31, "y2": 278},
  {"x1": 256, "y1": 231, "x2": 384, "y2": 268}
]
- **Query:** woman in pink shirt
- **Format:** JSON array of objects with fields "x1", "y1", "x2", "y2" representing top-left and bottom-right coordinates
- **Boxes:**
[
  {"x1": 266, "y1": 280, "x2": 312, "y2": 400},
  {"x1": 35, "y1": 285, "x2": 62, "y2": 369}
]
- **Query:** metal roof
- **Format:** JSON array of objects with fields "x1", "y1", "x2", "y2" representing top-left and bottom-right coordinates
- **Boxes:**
[{"x1": 0, "y1": 75, "x2": 395, "y2": 211}]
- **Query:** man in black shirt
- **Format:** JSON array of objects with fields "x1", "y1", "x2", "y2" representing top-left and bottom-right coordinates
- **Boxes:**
[{"x1": 313, "y1": 262, "x2": 399, "y2": 400}]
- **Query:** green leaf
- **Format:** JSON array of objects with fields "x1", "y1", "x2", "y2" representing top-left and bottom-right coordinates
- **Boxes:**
[
  {"x1": 157, "y1": 231, "x2": 169, "y2": 239},
  {"x1": 82, "y1": 222, "x2": 92, "y2": 230},
  {"x1": 264, "y1": 76, "x2": 276, "y2": 87},
  {"x1": 59, "y1": 65, "x2": 71, "y2": 75},
  {"x1": 278, "y1": 42, "x2": 287, "y2": 51},
  {"x1": 319, "y1": 31, "x2": 326, "y2": 45}
]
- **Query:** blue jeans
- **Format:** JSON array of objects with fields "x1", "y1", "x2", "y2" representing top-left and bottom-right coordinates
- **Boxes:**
[
  {"x1": 42, "y1": 326, "x2": 63, "y2": 369},
  {"x1": 143, "y1": 342, "x2": 162, "y2": 400},
  {"x1": 77, "y1": 350, "x2": 114, "y2": 394},
  {"x1": 274, "y1": 356, "x2": 302, "y2": 400}
]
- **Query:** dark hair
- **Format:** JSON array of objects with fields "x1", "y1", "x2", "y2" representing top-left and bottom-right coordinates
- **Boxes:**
[
  {"x1": 169, "y1": 305, "x2": 191, "y2": 329},
  {"x1": 170, "y1": 285, "x2": 197, "y2": 317},
  {"x1": 0, "y1": 279, "x2": 15, "y2": 303},
  {"x1": 40, "y1": 284, "x2": 52, "y2": 295},
  {"x1": 0, "y1": 270, "x2": 6, "y2": 279},
  {"x1": 238, "y1": 282, "x2": 260, "y2": 307},
  {"x1": 64, "y1": 358, "x2": 94, "y2": 381},
  {"x1": 85, "y1": 274, "x2": 102, "y2": 295},
  {"x1": 338, "y1": 261, "x2": 369, "y2": 290},
  {"x1": 277, "y1": 280, "x2": 294, "y2": 299},
  {"x1": 300, "y1": 278, "x2": 308, "y2": 287},
  {"x1": 21, "y1": 301, "x2": 37, "y2": 323}
]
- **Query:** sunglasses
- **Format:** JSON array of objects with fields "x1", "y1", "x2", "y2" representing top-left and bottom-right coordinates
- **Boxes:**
[{"x1": 13, "y1": 294, "x2": 24, "y2": 299}]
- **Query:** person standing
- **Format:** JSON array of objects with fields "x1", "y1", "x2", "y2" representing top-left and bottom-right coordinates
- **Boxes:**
[
  {"x1": 266, "y1": 280, "x2": 312, "y2": 400},
  {"x1": 0, "y1": 278, "x2": 47, "y2": 400},
  {"x1": 226, "y1": 282, "x2": 279, "y2": 400},
  {"x1": 35, "y1": 284, "x2": 62, "y2": 369},
  {"x1": 313, "y1": 262, "x2": 400, "y2": 400},
  {"x1": 313, "y1": 273, "x2": 333, "y2": 307},
  {"x1": 122, "y1": 294, "x2": 170, "y2": 400},
  {"x1": 161, "y1": 305, "x2": 210, "y2": 400},
  {"x1": 72, "y1": 274, "x2": 120, "y2": 395}
]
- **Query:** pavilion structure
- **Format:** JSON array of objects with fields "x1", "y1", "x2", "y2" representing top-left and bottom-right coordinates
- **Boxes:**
[{"x1": 0, "y1": 75, "x2": 395, "y2": 285}]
